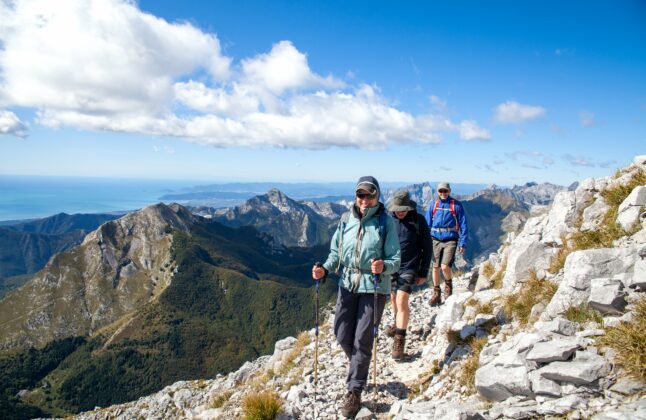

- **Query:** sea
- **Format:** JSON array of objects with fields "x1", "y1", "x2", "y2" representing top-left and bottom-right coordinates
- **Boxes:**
[{"x1": 0, "y1": 176, "x2": 203, "y2": 222}]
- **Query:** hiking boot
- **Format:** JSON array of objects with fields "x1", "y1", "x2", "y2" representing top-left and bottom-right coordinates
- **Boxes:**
[
  {"x1": 444, "y1": 279, "x2": 453, "y2": 300},
  {"x1": 392, "y1": 334, "x2": 406, "y2": 360},
  {"x1": 340, "y1": 390, "x2": 361, "y2": 418},
  {"x1": 384, "y1": 324, "x2": 396, "y2": 338},
  {"x1": 428, "y1": 286, "x2": 442, "y2": 306}
]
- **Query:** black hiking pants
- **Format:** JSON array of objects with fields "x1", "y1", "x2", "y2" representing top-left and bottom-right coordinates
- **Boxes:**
[{"x1": 334, "y1": 286, "x2": 388, "y2": 393}]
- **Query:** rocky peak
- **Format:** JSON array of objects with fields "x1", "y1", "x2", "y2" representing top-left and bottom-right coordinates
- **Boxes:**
[{"x1": 0, "y1": 203, "x2": 194, "y2": 350}]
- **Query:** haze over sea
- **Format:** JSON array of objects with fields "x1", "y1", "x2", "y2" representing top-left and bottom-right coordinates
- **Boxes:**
[
  {"x1": 0, "y1": 176, "x2": 202, "y2": 222},
  {"x1": 0, "y1": 175, "x2": 489, "y2": 222}
]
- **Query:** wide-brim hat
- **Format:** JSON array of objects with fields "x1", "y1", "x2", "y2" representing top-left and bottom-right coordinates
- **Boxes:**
[{"x1": 387, "y1": 190, "x2": 417, "y2": 212}]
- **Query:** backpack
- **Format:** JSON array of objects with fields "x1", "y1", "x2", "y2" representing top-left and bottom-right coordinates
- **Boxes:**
[
  {"x1": 431, "y1": 199, "x2": 459, "y2": 232},
  {"x1": 334, "y1": 207, "x2": 388, "y2": 274}
]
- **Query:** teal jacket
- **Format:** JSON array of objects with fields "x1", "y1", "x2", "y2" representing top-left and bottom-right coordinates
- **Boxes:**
[{"x1": 323, "y1": 203, "x2": 401, "y2": 295}]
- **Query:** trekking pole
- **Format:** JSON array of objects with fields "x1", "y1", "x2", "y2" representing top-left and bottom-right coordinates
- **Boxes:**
[
  {"x1": 314, "y1": 262, "x2": 324, "y2": 416},
  {"x1": 372, "y1": 271, "x2": 379, "y2": 411}
]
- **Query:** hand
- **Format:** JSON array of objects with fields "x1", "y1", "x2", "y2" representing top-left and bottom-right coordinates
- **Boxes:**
[
  {"x1": 370, "y1": 259, "x2": 384, "y2": 275},
  {"x1": 458, "y1": 247, "x2": 465, "y2": 254},
  {"x1": 415, "y1": 277, "x2": 426, "y2": 286},
  {"x1": 312, "y1": 265, "x2": 326, "y2": 280}
]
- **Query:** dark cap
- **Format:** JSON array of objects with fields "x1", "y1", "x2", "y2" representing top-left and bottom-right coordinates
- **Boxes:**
[{"x1": 355, "y1": 175, "x2": 380, "y2": 196}]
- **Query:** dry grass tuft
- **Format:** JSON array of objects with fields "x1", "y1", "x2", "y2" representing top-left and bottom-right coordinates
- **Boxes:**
[
  {"x1": 548, "y1": 235, "x2": 573, "y2": 274},
  {"x1": 502, "y1": 270, "x2": 558, "y2": 325},
  {"x1": 458, "y1": 336, "x2": 488, "y2": 394},
  {"x1": 490, "y1": 260, "x2": 507, "y2": 289},
  {"x1": 481, "y1": 262, "x2": 495, "y2": 279},
  {"x1": 277, "y1": 331, "x2": 311, "y2": 376},
  {"x1": 572, "y1": 169, "x2": 646, "y2": 250},
  {"x1": 209, "y1": 390, "x2": 233, "y2": 409},
  {"x1": 597, "y1": 297, "x2": 646, "y2": 380},
  {"x1": 241, "y1": 391, "x2": 282, "y2": 420},
  {"x1": 563, "y1": 304, "x2": 603, "y2": 325}
]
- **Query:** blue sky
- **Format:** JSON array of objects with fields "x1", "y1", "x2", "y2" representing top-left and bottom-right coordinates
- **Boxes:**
[{"x1": 0, "y1": 0, "x2": 644, "y2": 186}]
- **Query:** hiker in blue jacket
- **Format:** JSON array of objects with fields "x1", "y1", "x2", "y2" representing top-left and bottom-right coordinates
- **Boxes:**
[
  {"x1": 424, "y1": 182, "x2": 468, "y2": 306},
  {"x1": 312, "y1": 176, "x2": 400, "y2": 418}
]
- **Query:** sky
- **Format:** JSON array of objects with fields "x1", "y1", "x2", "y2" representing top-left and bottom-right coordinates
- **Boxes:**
[{"x1": 0, "y1": 0, "x2": 644, "y2": 186}]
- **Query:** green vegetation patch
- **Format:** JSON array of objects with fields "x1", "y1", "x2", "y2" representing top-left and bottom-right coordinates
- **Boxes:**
[{"x1": 563, "y1": 304, "x2": 603, "y2": 326}]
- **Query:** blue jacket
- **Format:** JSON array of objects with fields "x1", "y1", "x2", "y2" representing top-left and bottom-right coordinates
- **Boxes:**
[
  {"x1": 424, "y1": 196, "x2": 468, "y2": 248},
  {"x1": 323, "y1": 203, "x2": 401, "y2": 295}
]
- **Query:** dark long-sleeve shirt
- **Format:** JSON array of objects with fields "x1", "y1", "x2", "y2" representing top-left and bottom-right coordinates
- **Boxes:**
[{"x1": 392, "y1": 211, "x2": 432, "y2": 278}]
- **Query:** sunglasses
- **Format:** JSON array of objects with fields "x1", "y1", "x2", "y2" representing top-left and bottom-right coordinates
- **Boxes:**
[
  {"x1": 356, "y1": 192, "x2": 376, "y2": 199},
  {"x1": 438, "y1": 189, "x2": 449, "y2": 193}
]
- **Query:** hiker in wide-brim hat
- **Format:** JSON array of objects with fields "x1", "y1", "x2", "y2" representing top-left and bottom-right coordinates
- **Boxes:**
[
  {"x1": 384, "y1": 190, "x2": 432, "y2": 360},
  {"x1": 312, "y1": 175, "x2": 401, "y2": 418}
]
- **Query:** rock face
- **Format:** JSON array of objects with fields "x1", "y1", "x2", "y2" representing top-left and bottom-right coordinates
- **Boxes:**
[
  {"x1": 211, "y1": 189, "x2": 343, "y2": 247},
  {"x1": 0, "y1": 203, "x2": 192, "y2": 350}
]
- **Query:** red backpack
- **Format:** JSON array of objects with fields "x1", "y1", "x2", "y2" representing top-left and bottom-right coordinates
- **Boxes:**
[{"x1": 431, "y1": 199, "x2": 459, "y2": 232}]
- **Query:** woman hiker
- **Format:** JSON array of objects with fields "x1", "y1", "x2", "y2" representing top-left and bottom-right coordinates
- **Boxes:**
[
  {"x1": 384, "y1": 190, "x2": 432, "y2": 360},
  {"x1": 312, "y1": 175, "x2": 401, "y2": 418}
]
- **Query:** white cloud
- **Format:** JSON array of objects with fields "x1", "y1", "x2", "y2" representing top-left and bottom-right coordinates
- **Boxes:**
[
  {"x1": 0, "y1": 0, "x2": 487, "y2": 150},
  {"x1": 562, "y1": 153, "x2": 594, "y2": 167},
  {"x1": 0, "y1": 0, "x2": 230, "y2": 116},
  {"x1": 0, "y1": 110, "x2": 27, "y2": 137},
  {"x1": 459, "y1": 120, "x2": 491, "y2": 141},
  {"x1": 579, "y1": 111, "x2": 595, "y2": 127},
  {"x1": 494, "y1": 101, "x2": 546, "y2": 124}
]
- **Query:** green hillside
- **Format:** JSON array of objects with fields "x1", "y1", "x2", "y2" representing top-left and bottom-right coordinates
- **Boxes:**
[{"x1": 0, "y1": 220, "x2": 336, "y2": 418}]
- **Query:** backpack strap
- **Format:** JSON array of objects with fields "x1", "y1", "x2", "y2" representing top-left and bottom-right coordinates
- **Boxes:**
[
  {"x1": 449, "y1": 199, "x2": 459, "y2": 232},
  {"x1": 335, "y1": 212, "x2": 350, "y2": 274},
  {"x1": 431, "y1": 199, "x2": 440, "y2": 217},
  {"x1": 378, "y1": 208, "x2": 387, "y2": 256}
]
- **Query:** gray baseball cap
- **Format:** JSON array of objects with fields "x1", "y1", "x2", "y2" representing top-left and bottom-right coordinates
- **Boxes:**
[{"x1": 437, "y1": 181, "x2": 451, "y2": 191}]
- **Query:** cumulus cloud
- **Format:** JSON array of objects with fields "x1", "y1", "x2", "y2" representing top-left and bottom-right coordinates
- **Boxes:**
[
  {"x1": 494, "y1": 101, "x2": 546, "y2": 124},
  {"x1": 0, "y1": 110, "x2": 27, "y2": 137},
  {"x1": 459, "y1": 120, "x2": 491, "y2": 141},
  {"x1": 0, "y1": 0, "x2": 486, "y2": 149}
]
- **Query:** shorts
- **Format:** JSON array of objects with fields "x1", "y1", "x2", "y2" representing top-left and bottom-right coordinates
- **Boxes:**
[
  {"x1": 432, "y1": 238, "x2": 458, "y2": 268},
  {"x1": 390, "y1": 270, "x2": 416, "y2": 294}
]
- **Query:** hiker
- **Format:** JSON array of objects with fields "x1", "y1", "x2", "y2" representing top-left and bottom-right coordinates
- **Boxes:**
[
  {"x1": 384, "y1": 190, "x2": 432, "y2": 360},
  {"x1": 312, "y1": 176, "x2": 401, "y2": 418},
  {"x1": 424, "y1": 182, "x2": 468, "y2": 306}
]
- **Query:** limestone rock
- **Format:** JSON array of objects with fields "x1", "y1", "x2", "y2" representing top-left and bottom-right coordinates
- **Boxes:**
[
  {"x1": 541, "y1": 190, "x2": 577, "y2": 245},
  {"x1": 581, "y1": 197, "x2": 610, "y2": 232},
  {"x1": 534, "y1": 317, "x2": 579, "y2": 336},
  {"x1": 536, "y1": 354, "x2": 610, "y2": 385},
  {"x1": 543, "y1": 247, "x2": 638, "y2": 320},
  {"x1": 588, "y1": 277, "x2": 627, "y2": 315},
  {"x1": 529, "y1": 370, "x2": 561, "y2": 397},
  {"x1": 526, "y1": 337, "x2": 583, "y2": 363},
  {"x1": 618, "y1": 185, "x2": 646, "y2": 212}
]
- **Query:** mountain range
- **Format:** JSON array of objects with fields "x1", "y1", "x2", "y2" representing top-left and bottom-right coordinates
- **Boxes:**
[{"x1": 0, "y1": 180, "x2": 566, "y2": 418}]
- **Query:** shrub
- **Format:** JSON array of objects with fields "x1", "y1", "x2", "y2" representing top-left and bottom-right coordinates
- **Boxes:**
[
  {"x1": 241, "y1": 391, "x2": 282, "y2": 420},
  {"x1": 458, "y1": 336, "x2": 488, "y2": 394},
  {"x1": 563, "y1": 304, "x2": 603, "y2": 325},
  {"x1": 597, "y1": 297, "x2": 646, "y2": 380},
  {"x1": 502, "y1": 271, "x2": 558, "y2": 325}
]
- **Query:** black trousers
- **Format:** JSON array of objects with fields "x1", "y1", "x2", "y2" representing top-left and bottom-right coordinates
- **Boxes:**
[{"x1": 334, "y1": 286, "x2": 388, "y2": 393}]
